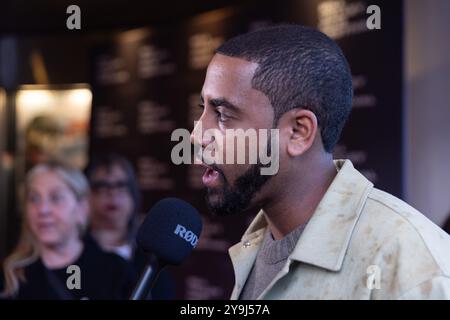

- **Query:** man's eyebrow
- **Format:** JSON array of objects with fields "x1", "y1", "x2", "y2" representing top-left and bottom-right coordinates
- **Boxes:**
[{"x1": 209, "y1": 97, "x2": 239, "y2": 111}]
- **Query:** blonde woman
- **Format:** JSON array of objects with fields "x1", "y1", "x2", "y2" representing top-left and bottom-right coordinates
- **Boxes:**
[{"x1": 0, "y1": 163, "x2": 135, "y2": 299}]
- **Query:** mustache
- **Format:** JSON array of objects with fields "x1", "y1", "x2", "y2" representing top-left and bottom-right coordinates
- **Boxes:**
[
  {"x1": 194, "y1": 147, "x2": 221, "y2": 171},
  {"x1": 195, "y1": 151, "x2": 227, "y2": 185}
]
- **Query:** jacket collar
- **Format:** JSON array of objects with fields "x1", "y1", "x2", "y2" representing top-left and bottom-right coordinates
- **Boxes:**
[
  {"x1": 289, "y1": 159, "x2": 373, "y2": 271},
  {"x1": 229, "y1": 160, "x2": 373, "y2": 298}
]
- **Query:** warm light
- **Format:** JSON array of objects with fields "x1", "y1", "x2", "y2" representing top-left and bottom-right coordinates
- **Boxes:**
[
  {"x1": 67, "y1": 89, "x2": 92, "y2": 106},
  {"x1": 15, "y1": 86, "x2": 92, "y2": 132},
  {"x1": 16, "y1": 90, "x2": 53, "y2": 108}
]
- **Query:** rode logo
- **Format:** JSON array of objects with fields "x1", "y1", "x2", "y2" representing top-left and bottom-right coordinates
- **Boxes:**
[{"x1": 174, "y1": 224, "x2": 199, "y2": 247}]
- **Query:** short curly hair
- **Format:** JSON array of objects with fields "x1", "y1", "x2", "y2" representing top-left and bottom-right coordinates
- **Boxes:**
[{"x1": 216, "y1": 24, "x2": 353, "y2": 153}]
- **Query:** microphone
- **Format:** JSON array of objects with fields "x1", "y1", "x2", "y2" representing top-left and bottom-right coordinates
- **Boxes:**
[{"x1": 129, "y1": 197, "x2": 202, "y2": 300}]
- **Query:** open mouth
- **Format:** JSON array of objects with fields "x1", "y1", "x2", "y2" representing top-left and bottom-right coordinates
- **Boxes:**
[{"x1": 200, "y1": 163, "x2": 221, "y2": 188}]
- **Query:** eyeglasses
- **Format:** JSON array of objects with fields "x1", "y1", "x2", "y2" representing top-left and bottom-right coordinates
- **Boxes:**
[{"x1": 90, "y1": 180, "x2": 130, "y2": 195}]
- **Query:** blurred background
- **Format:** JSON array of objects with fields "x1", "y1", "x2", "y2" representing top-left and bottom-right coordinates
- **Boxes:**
[{"x1": 0, "y1": 0, "x2": 449, "y2": 299}]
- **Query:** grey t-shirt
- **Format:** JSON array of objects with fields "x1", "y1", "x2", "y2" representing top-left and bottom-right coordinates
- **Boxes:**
[{"x1": 239, "y1": 222, "x2": 307, "y2": 300}]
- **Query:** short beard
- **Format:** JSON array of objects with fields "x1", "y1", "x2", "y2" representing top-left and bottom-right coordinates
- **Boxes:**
[
  {"x1": 206, "y1": 162, "x2": 273, "y2": 216},
  {"x1": 205, "y1": 126, "x2": 277, "y2": 216}
]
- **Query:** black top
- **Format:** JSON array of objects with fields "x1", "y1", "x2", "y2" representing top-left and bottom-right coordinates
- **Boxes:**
[
  {"x1": 0, "y1": 239, "x2": 136, "y2": 300},
  {"x1": 84, "y1": 233, "x2": 176, "y2": 300}
]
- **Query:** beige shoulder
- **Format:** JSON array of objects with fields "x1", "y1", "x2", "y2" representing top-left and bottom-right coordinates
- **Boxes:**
[
  {"x1": 350, "y1": 188, "x2": 450, "y2": 298},
  {"x1": 364, "y1": 188, "x2": 450, "y2": 275}
]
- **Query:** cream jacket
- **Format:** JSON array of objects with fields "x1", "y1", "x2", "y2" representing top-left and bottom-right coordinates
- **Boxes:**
[{"x1": 229, "y1": 160, "x2": 450, "y2": 299}]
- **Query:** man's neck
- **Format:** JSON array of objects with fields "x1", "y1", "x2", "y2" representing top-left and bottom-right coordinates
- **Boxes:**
[{"x1": 262, "y1": 155, "x2": 337, "y2": 240}]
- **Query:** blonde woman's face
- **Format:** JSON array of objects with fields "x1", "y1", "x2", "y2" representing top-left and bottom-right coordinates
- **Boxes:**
[{"x1": 26, "y1": 171, "x2": 85, "y2": 248}]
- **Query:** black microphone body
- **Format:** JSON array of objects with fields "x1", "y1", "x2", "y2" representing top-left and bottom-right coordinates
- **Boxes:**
[
  {"x1": 130, "y1": 255, "x2": 162, "y2": 300},
  {"x1": 129, "y1": 198, "x2": 202, "y2": 300}
]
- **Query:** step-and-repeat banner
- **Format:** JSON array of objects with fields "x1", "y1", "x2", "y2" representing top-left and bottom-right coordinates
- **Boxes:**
[{"x1": 89, "y1": 0, "x2": 403, "y2": 299}]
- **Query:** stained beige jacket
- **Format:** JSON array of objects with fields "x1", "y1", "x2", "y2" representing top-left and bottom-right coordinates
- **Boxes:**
[{"x1": 229, "y1": 160, "x2": 450, "y2": 299}]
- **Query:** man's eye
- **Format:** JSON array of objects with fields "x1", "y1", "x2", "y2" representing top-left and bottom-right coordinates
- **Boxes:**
[
  {"x1": 198, "y1": 104, "x2": 205, "y2": 109},
  {"x1": 215, "y1": 107, "x2": 231, "y2": 123},
  {"x1": 216, "y1": 110, "x2": 229, "y2": 122}
]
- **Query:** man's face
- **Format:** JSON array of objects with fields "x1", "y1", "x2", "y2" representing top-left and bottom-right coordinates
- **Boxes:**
[{"x1": 190, "y1": 54, "x2": 275, "y2": 216}]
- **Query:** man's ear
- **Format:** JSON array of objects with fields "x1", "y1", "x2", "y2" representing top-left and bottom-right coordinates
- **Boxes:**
[{"x1": 278, "y1": 108, "x2": 318, "y2": 157}]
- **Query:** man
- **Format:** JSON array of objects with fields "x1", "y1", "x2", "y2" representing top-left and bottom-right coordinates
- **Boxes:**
[{"x1": 190, "y1": 25, "x2": 450, "y2": 299}]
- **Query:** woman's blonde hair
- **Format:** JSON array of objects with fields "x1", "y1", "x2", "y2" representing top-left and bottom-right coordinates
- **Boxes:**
[{"x1": 1, "y1": 162, "x2": 89, "y2": 298}]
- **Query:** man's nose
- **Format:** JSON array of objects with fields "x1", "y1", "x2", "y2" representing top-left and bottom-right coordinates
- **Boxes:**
[
  {"x1": 190, "y1": 122, "x2": 200, "y2": 146},
  {"x1": 190, "y1": 119, "x2": 214, "y2": 148}
]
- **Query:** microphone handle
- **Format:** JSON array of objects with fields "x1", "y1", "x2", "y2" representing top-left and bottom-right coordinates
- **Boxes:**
[{"x1": 129, "y1": 255, "x2": 164, "y2": 300}]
